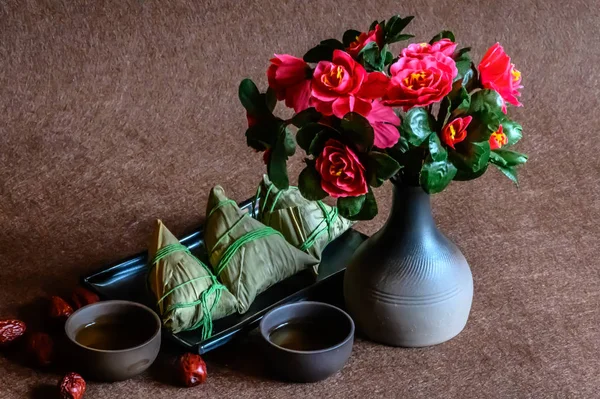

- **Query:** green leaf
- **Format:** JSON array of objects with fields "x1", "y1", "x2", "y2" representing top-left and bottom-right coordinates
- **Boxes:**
[
  {"x1": 430, "y1": 30, "x2": 455, "y2": 43},
  {"x1": 298, "y1": 164, "x2": 327, "y2": 200},
  {"x1": 340, "y1": 112, "x2": 374, "y2": 152},
  {"x1": 308, "y1": 130, "x2": 332, "y2": 156},
  {"x1": 453, "y1": 163, "x2": 488, "y2": 181},
  {"x1": 320, "y1": 39, "x2": 345, "y2": 49},
  {"x1": 470, "y1": 89, "x2": 504, "y2": 114},
  {"x1": 238, "y1": 79, "x2": 262, "y2": 115},
  {"x1": 385, "y1": 15, "x2": 415, "y2": 44},
  {"x1": 492, "y1": 149, "x2": 528, "y2": 166},
  {"x1": 420, "y1": 156, "x2": 457, "y2": 194},
  {"x1": 350, "y1": 188, "x2": 378, "y2": 220},
  {"x1": 453, "y1": 48, "x2": 473, "y2": 82},
  {"x1": 359, "y1": 42, "x2": 384, "y2": 71},
  {"x1": 455, "y1": 59, "x2": 472, "y2": 82},
  {"x1": 303, "y1": 39, "x2": 344, "y2": 63},
  {"x1": 468, "y1": 141, "x2": 491, "y2": 172},
  {"x1": 265, "y1": 87, "x2": 277, "y2": 113},
  {"x1": 245, "y1": 119, "x2": 281, "y2": 149},
  {"x1": 291, "y1": 108, "x2": 321, "y2": 128},
  {"x1": 468, "y1": 90, "x2": 504, "y2": 137},
  {"x1": 428, "y1": 133, "x2": 447, "y2": 162},
  {"x1": 337, "y1": 195, "x2": 366, "y2": 218},
  {"x1": 460, "y1": 66, "x2": 477, "y2": 90},
  {"x1": 455, "y1": 87, "x2": 471, "y2": 113},
  {"x1": 400, "y1": 107, "x2": 436, "y2": 146},
  {"x1": 493, "y1": 163, "x2": 519, "y2": 186},
  {"x1": 386, "y1": 134, "x2": 410, "y2": 163},
  {"x1": 366, "y1": 151, "x2": 401, "y2": 187},
  {"x1": 282, "y1": 129, "x2": 296, "y2": 157},
  {"x1": 383, "y1": 48, "x2": 394, "y2": 65},
  {"x1": 502, "y1": 120, "x2": 523, "y2": 146},
  {"x1": 452, "y1": 140, "x2": 491, "y2": 172},
  {"x1": 343, "y1": 29, "x2": 361, "y2": 47},
  {"x1": 296, "y1": 123, "x2": 322, "y2": 152},
  {"x1": 388, "y1": 33, "x2": 414, "y2": 43},
  {"x1": 489, "y1": 151, "x2": 507, "y2": 167},
  {"x1": 268, "y1": 133, "x2": 290, "y2": 189},
  {"x1": 368, "y1": 20, "x2": 380, "y2": 31},
  {"x1": 438, "y1": 97, "x2": 451, "y2": 127},
  {"x1": 296, "y1": 123, "x2": 337, "y2": 156}
]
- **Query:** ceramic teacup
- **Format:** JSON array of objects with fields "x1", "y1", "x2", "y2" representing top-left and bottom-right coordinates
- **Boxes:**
[
  {"x1": 259, "y1": 301, "x2": 354, "y2": 382},
  {"x1": 64, "y1": 300, "x2": 161, "y2": 381}
]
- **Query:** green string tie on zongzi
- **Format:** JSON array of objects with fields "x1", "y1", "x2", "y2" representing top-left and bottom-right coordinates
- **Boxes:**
[
  {"x1": 214, "y1": 227, "x2": 284, "y2": 276},
  {"x1": 299, "y1": 200, "x2": 338, "y2": 251},
  {"x1": 148, "y1": 243, "x2": 226, "y2": 341}
]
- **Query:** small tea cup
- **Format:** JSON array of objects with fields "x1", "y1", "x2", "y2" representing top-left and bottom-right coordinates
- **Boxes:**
[
  {"x1": 259, "y1": 301, "x2": 354, "y2": 382},
  {"x1": 64, "y1": 300, "x2": 161, "y2": 381}
]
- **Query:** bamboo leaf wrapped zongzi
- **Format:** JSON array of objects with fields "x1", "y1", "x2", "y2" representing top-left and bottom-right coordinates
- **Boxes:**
[
  {"x1": 147, "y1": 220, "x2": 237, "y2": 337},
  {"x1": 204, "y1": 186, "x2": 319, "y2": 313},
  {"x1": 254, "y1": 175, "x2": 354, "y2": 268}
]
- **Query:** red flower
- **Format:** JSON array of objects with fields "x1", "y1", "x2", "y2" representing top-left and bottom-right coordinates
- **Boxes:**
[
  {"x1": 316, "y1": 139, "x2": 368, "y2": 198},
  {"x1": 246, "y1": 112, "x2": 258, "y2": 128},
  {"x1": 441, "y1": 116, "x2": 472, "y2": 149},
  {"x1": 479, "y1": 43, "x2": 522, "y2": 108},
  {"x1": 310, "y1": 50, "x2": 389, "y2": 118},
  {"x1": 346, "y1": 24, "x2": 385, "y2": 58},
  {"x1": 489, "y1": 125, "x2": 508, "y2": 150},
  {"x1": 363, "y1": 101, "x2": 401, "y2": 148},
  {"x1": 383, "y1": 52, "x2": 457, "y2": 111},
  {"x1": 400, "y1": 39, "x2": 457, "y2": 59},
  {"x1": 267, "y1": 54, "x2": 312, "y2": 113}
]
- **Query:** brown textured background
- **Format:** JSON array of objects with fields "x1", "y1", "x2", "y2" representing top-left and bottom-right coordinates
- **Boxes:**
[{"x1": 0, "y1": 0, "x2": 599, "y2": 397}]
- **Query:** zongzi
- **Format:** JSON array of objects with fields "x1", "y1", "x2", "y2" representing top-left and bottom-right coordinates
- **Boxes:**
[
  {"x1": 147, "y1": 220, "x2": 237, "y2": 337},
  {"x1": 254, "y1": 175, "x2": 354, "y2": 267},
  {"x1": 204, "y1": 186, "x2": 319, "y2": 313}
]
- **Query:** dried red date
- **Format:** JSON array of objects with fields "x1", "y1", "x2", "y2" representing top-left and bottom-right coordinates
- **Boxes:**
[
  {"x1": 25, "y1": 332, "x2": 54, "y2": 366},
  {"x1": 177, "y1": 353, "x2": 208, "y2": 387},
  {"x1": 0, "y1": 319, "x2": 27, "y2": 346},
  {"x1": 71, "y1": 287, "x2": 100, "y2": 310},
  {"x1": 49, "y1": 296, "x2": 74, "y2": 323},
  {"x1": 59, "y1": 372, "x2": 86, "y2": 399}
]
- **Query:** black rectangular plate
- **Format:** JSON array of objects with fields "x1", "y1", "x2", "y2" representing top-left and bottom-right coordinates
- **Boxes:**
[{"x1": 81, "y1": 199, "x2": 367, "y2": 354}]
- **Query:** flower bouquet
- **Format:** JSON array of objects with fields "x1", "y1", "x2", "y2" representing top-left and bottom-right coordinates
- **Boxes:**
[{"x1": 239, "y1": 15, "x2": 527, "y2": 221}]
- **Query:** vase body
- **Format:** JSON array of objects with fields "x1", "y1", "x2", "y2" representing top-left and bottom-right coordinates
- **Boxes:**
[{"x1": 344, "y1": 182, "x2": 473, "y2": 347}]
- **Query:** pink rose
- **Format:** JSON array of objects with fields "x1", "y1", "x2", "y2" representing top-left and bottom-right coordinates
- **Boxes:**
[
  {"x1": 432, "y1": 39, "x2": 457, "y2": 56},
  {"x1": 478, "y1": 43, "x2": 522, "y2": 107},
  {"x1": 400, "y1": 39, "x2": 457, "y2": 59},
  {"x1": 311, "y1": 50, "x2": 389, "y2": 118},
  {"x1": 316, "y1": 139, "x2": 368, "y2": 198},
  {"x1": 346, "y1": 24, "x2": 385, "y2": 58},
  {"x1": 383, "y1": 52, "x2": 457, "y2": 110},
  {"x1": 267, "y1": 54, "x2": 312, "y2": 113},
  {"x1": 363, "y1": 101, "x2": 401, "y2": 148}
]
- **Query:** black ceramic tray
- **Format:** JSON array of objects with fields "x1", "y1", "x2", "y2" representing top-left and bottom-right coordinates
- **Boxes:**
[{"x1": 81, "y1": 199, "x2": 367, "y2": 354}]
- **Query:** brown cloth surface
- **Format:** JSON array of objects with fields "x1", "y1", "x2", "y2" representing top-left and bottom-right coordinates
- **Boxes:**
[{"x1": 0, "y1": 0, "x2": 598, "y2": 398}]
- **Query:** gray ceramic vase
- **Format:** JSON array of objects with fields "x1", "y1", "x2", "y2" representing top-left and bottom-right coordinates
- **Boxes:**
[{"x1": 344, "y1": 182, "x2": 473, "y2": 347}]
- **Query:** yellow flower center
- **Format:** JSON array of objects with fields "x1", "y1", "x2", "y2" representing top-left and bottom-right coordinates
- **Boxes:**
[
  {"x1": 322, "y1": 66, "x2": 345, "y2": 87},
  {"x1": 403, "y1": 71, "x2": 429, "y2": 90},
  {"x1": 491, "y1": 132, "x2": 508, "y2": 147},
  {"x1": 511, "y1": 68, "x2": 521, "y2": 82},
  {"x1": 449, "y1": 125, "x2": 457, "y2": 140},
  {"x1": 419, "y1": 43, "x2": 428, "y2": 47},
  {"x1": 329, "y1": 164, "x2": 343, "y2": 177}
]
